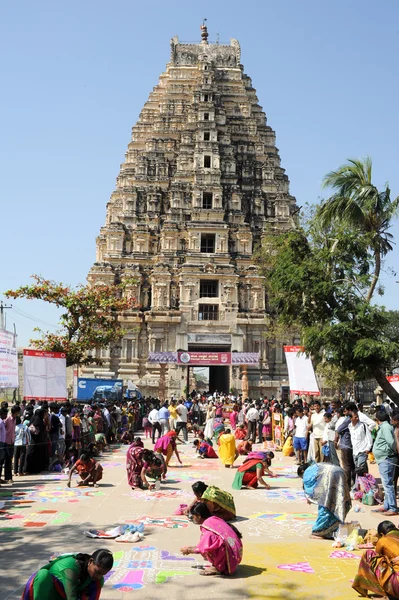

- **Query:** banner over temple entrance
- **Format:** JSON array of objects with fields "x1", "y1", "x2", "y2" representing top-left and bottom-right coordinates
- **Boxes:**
[{"x1": 148, "y1": 352, "x2": 260, "y2": 365}]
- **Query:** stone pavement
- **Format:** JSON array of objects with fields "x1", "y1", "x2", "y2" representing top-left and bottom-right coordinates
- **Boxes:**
[{"x1": 0, "y1": 437, "x2": 386, "y2": 599}]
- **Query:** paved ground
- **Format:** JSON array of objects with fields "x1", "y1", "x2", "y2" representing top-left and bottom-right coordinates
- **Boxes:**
[{"x1": 0, "y1": 437, "x2": 385, "y2": 599}]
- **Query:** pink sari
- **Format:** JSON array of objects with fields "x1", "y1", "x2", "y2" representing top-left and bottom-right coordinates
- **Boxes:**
[
  {"x1": 229, "y1": 411, "x2": 238, "y2": 430},
  {"x1": 154, "y1": 435, "x2": 172, "y2": 455},
  {"x1": 196, "y1": 516, "x2": 242, "y2": 574}
]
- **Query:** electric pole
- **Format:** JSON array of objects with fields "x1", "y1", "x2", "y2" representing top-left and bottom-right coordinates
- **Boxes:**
[{"x1": 0, "y1": 301, "x2": 12, "y2": 331}]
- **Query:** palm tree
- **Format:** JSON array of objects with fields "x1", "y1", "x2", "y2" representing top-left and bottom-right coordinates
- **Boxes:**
[{"x1": 319, "y1": 157, "x2": 399, "y2": 302}]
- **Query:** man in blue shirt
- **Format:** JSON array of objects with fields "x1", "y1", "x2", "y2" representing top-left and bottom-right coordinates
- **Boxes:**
[{"x1": 158, "y1": 403, "x2": 171, "y2": 435}]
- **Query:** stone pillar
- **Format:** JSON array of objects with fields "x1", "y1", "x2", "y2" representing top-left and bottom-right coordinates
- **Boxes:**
[
  {"x1": 241, "y1": 365, "x2": 249, "y2": 399},
  {"x1": 159, "y1": 363, "x2": 167, "y2": 402},
  {"x1": 374, "y1": 386, "x2": 383, "y2": 406}
]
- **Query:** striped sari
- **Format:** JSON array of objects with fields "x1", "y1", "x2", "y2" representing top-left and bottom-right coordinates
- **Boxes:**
[
  {"x1": 303, "y1": 463, "x2": 351, "y2": 539},
  {"x1": 353, "y1": 529, "x2": 399, "y2": 597}
]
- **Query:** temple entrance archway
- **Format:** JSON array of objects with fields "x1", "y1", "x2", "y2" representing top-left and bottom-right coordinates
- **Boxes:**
[
  {"x1": 188, "y1": 345, "x2": 230, "y2": 394},
  {"x1": 209, "y1": 365, "x2": 229, "y2": 393}
]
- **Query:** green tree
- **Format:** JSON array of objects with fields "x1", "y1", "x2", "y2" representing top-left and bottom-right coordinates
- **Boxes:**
[
  {"x1": 5, "y1": 275, "x2": 137, "y2": 367},
  {"x1": 319, "y1": 157, "x2": 399, "y2": 302},
  {"x1": 258, "y1": 160, "x2": 399, "y2": 403}
]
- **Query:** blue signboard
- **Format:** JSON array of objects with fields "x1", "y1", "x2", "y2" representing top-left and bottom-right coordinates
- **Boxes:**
[{"x1": 77, "y1": 378, "x2": 123, "y2": 402}]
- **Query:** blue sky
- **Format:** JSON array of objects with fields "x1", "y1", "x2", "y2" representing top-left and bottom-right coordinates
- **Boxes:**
[{"x1": 1, "y1": 0, "x2": 398, "y2": 346}]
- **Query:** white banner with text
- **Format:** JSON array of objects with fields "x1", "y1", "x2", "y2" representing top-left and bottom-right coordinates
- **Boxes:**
[
  {"x1": 23, "y1": 349, "x2": 67, "y2": 401},
  {"x1": 284, "y1": 345, "x2": 320, "y2": 396},
  {"x1": 0, "y1": 329, "x2": 18, "y2": 388}
]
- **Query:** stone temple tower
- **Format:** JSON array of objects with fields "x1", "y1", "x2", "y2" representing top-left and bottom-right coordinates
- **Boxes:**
[{"x1": 82, "y1": 25, "x2": 296, "y2": 398}]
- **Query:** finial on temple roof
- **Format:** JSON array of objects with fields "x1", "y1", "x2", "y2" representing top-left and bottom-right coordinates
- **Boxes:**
[{"x1": 200, "y1": 18, "x2": 209, "y2": 44}]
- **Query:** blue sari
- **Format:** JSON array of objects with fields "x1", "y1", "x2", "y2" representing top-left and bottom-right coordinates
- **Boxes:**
[{"x1": 303, "y1": 463, "x2": 351, "y2": 538}]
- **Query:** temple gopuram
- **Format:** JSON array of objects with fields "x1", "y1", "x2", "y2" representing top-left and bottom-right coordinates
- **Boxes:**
[{"x1": 81, "y1": 25, "x2": 297, "y2": 399}]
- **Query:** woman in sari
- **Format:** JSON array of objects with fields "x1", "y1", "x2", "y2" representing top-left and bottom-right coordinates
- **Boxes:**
[
  {"x1": 232, "y1": 451, "x2": 274, "y2": 490},
  {"x1": 213, "y1": 421, "x2": 225, "y2": 442},
  {"x1": 154, "y1": 431, "x2": 182, "y2": 470},
  {"x1": 184, "y1": 481, "x2": 236, "y2": 521},
  {"x1": 194, "y1": 439, "x2": 218, "y2": 458},
  {"x1": 234, "y1": 424, "x2": 247, "y2": 440},
  {"x1": 237, "y1": 440, "x2": 252, "y2": 455},
  {"x1": 204, "y1": 404, "x2": 216, "y2": 439},
  {"x1": 25, "y1": 408, "x2": 49, "y2": 474},
  {"x1": 126, "y1": 445, "x2": 157, "y2": 489},
  {"x1": 21, "y1": 549, "x2": 113, "y2": 599},
  {"x1": 262, "y1": 408, "x2": 272, "y2": 441},
  {"x1": 298, "y1": 462, "x2": 351, "y2": 539},
  {"x1": 229, "y1": 405, "x2": 239, "y2": 431},
  {"x1": 180, "y1": 502, "x2": 242, "y2": 576},
  {"x1": 353, "y1": 520, "x2": 399, "y2": 598},
  {"x1": 218, "y1": 428, "x2": 238, "y2": 468}
]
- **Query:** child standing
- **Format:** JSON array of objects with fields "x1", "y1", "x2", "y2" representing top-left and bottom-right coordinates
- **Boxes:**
[
  {"x1": 142, "y1": 415, "x2": 151, "y2": 438},
  {"x1": 72, "y1": 412, "x2": 82, "y2": 449}
]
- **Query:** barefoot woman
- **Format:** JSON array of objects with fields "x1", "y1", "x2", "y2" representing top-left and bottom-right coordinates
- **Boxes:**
[
  {"x1": 180, "y1": 502, "x2": 242, "y2": 576},
  {"x1": 67, "y1": 454, "x2": 103, "y2": 488}
]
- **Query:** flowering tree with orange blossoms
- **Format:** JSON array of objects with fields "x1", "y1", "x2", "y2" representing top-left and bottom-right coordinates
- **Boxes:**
[{"x1": 5, "y1": 275, "x2": 137, "y2": 366}]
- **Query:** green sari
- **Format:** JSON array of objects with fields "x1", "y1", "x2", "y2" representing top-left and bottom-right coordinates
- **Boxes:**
[
  {"x1": 202, "y1": 485, "x2": 236, "y2": 519},
  {"x1": 22, "y1": 554, "x2": 103, "y2": 600}
]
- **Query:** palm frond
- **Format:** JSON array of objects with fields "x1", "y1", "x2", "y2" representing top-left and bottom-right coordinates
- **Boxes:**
[
  {"x1": 322, "y1": 157, "x2": 373, "y2": 196},
  {"x1": 318, "y1": 194, "x2": 366, "y2": 228}
]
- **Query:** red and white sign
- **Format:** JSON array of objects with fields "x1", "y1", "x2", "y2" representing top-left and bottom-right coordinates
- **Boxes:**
[
  {"x1": 23, "y1": 349, "x2": 67, "y2": 401},
  {"x1": 388, "y1": 375, "x2": 399, "y2": 395},
  {"x1": 284, "y1": 346, "x2": 320, "y2": 396},
  {"x1": 177, "y1": 351, "x2": 231, "y2": 366}
]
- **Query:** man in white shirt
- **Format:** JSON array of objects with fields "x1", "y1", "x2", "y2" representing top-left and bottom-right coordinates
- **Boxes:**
[
  {"x1": 176, "y1": 401, "x2": 188, "y2": 442},
  {"x1": 309, "y1": 400, "x2": 325, "y2": 463},
  {"x1": 293, "y1": 406, "x2": 308, "y2": 464},
  {"x1": 347, "y1": 403, "x2": 376, "y2": 476},
  {"x1": 246, "y1": 404, "x2": 259, "y2": 443},
  {"x1": 148, "y1": 406, "x2": 161, "y2": 443}
]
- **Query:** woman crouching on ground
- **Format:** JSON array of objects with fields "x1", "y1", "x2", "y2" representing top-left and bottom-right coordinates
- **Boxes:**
[
  {"x1": 353, "y1": 520, "x2": 399, "y2": 598},
  {"x1": 232, "y1": 451, "x2": 274, "y2": 490},
  {"x1": 154, "y1": 430, "x2": 182, "y2": 471},
  {"x1": 180, "y1": 502, "x2": 242, "y2": 576},
  {"x1": 67, "y1": 454, "x2": 103, "y2": 488},
  {"x1": 126, "y1": 445, "x2": 158, "y2": 489},
  {"x1": 21, "y1": 549, "x2": 113, "y2": 599},
  {"x1": 184, "y1": 481, "x2": 236, "y2": 521}
]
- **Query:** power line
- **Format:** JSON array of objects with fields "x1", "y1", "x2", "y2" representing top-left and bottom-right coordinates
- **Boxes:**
[{"x1": 10, "y1": 307, "x2": 59, "y2": 329}]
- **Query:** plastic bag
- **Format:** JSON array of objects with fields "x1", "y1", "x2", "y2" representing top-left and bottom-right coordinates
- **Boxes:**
[
  {"x1": 362, "y1": 490, "x2": 376, "y2": 506},
  {"x1": 345, "y1": 528, "x2": 363, "y2": 550},
  {"x1": 282, "y1": 435, "x2": 295, "y2": 457}
]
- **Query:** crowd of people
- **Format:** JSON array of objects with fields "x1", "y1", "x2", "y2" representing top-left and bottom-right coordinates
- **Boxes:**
[{"x1": 4, "y1": 389, "x2": 399, "y2": 595}]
